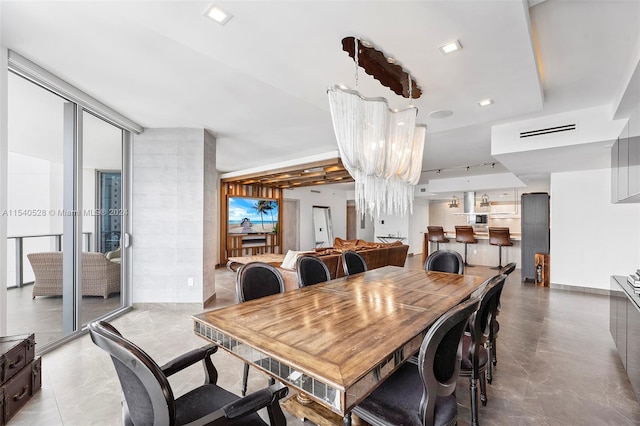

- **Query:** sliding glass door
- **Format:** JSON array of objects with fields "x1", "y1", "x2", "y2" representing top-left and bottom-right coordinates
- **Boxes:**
[
  {"x1": 6, "y1": 68, "x2": 130, "y2": 350},
  {"x1": 6, "y1": 71, "x2": 67, "y2": 345},
  {"x1": 81, "y1": 111, "x2": 124, "y2": 327}
]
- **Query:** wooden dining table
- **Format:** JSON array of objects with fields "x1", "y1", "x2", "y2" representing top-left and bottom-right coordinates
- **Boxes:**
[{"x1": 192, "y1": 265, "x2": 486, "y2": 425}]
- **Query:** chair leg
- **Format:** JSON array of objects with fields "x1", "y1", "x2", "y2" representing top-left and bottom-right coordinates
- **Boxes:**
[
  {"x1": 463, "y1": 242, "x2": 475, "y2": 267},
  {"x1": 469, "y1": 376, "x2": 479, "y2": 426},
  {"x1": 490, "y1": 245, "x2": 503, "y2": 270},
  {"x1": 492, "y1": 335, "x2": 498, "y2": 366},
  {"x1": 480, "y1": 371, "x2": 488, "y2": 406},
  {"x1": 487, "y1": 341, "x2": 494, "y2": 384},
  {"x1": 242, "y1": 362, "x2": 250, "y2": 396}
]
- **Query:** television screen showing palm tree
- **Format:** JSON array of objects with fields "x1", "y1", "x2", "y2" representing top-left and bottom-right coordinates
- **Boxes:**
[{"x1": 228, "y1": 196, "x2": 279, "y2": 234}]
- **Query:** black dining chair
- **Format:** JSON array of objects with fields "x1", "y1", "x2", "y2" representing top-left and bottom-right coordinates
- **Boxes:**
[
  {"x1": 488, "y1": 262, "x2": 517, "y2": 380},
  {"x1": 88, "y1": 321, "x2": 289, "y2": 426},
  {"x1": 342, "y1": 250, "x2": 367, "y2": 275},
  {"x1": 236, "y1": 262, "x2": 285, "y2": 396},
  {"x1": 424, "y1": 249, "x2": 464, "y2": 274},
  {"x1": 352, "y1": 297, "x2": 480, "y2": 426},
  {"x1": 296, "y1": 255, "x2": 331, "y2": 287},
  {"x1": 460, "y1": 274, "x2": 506, "y2": 426}
]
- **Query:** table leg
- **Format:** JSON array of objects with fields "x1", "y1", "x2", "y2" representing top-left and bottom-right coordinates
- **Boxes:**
[{"x1": 343, "y1": 412, "x2": 352, "y2": 426}]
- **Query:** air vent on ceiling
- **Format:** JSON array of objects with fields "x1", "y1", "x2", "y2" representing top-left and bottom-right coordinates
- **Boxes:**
[
  {"x1": 310, "y1": 189, "x2": 321, "y2": 194},
  {"x1": 520, "y1": 123, "x2": 576, "y2": 138}
]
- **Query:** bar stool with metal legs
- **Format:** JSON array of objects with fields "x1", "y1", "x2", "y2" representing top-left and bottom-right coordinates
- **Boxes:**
[
  {"x1": 455, "y1": 225, "x2": 478, "y2": 267},
  {"x1": 427, "y1": 226, "x2": 449, "y2": 251},
  {"x1": 488, "y1": 227, "x2": 513, "y2": 270}
]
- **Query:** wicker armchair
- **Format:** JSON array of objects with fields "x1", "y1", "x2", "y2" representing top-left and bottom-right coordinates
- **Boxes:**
[{"x1": 27, "y1": 252, "x2": 120, "y2": 299}]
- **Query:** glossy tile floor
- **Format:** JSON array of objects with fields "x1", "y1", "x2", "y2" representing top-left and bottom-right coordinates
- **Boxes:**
[{"x1": 9, "y1": 255, "x2": 640, "y2": 425}]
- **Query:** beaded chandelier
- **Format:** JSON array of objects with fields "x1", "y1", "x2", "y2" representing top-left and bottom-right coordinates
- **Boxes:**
[{"x1": 327, "y1": 38, "x2": 425, "y2": 218}]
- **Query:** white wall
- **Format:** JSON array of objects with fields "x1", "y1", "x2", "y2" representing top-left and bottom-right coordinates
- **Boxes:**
[
  {"x1": 551, "y1": 168, "x2": 640, "y2": 290},
  {"x1": 283, "y1": 187, "x2": 347, "y2": 250},
  {"x1": 374, "y1": 213, "x2": 408, "y2": 243},
  {"x1": 356, "y1": 213, "x2": 375, "y2": 242},
  {"x1": 132, "y1": 128, "x2": 214, "y2": 303}
]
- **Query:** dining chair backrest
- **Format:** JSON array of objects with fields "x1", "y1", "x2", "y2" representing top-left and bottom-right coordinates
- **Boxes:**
[
  {"x1": 342, "y1": 250, "x2": 368, "y2": 276},
  {"x1": 500, "y1": 262, "x2": 517, "y2": 276},
  {"x1": 419, "y1": 296, "x2": 481, "y2": 423},
  {"x1": 352, "y1": 296, "x2": 480, "y2": 426},
  {"x1": 236, "y1": 262, "x2": 285, "y2": 303},
  {"x1": 424, "y1": 249, "x2": 464, "y2": 274},
  {"x1": 296, "y1": 255, "x2": 331, "y2": 287},
  {"x1": 89, "y1": 320, "x2": 177, "y2": 425},
  {"x1": 468, "y1": 274, "x2": 506, "y2": 356},
  {"x1": 89, "y1": 320, "x2": 288, "y2": 426}
]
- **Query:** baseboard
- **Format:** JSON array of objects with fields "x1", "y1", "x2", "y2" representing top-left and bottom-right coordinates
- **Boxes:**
[{"x1": 549, "y1": 282, "x2": 610, "y2": 296}]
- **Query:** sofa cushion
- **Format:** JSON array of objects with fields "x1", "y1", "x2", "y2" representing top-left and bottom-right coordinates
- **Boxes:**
[
  {"x1": 280, "y1": 250, "x2": 307, "y2": 270},
  {"x1": 333, "y1": 237, "x2": 358, "y2": 250}
]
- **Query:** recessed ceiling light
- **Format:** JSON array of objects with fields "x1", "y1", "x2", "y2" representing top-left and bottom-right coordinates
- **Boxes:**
[
  {"x1": 204, "y1": 4, "x2": 233, "y2": 25},
  {"x1": 477, "y1": 98, "x2": 494, "y2": 107},
  {"x1": 438, "y1": 40, "x2": 462, "y2": 55},
  {"x1": 428, "y1": 109, "x2": 453, "y2": 119}
]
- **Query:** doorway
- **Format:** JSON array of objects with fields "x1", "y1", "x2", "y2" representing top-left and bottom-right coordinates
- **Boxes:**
[{"x1": 346, "y1": 203, "x2": 357, "y2": 240}]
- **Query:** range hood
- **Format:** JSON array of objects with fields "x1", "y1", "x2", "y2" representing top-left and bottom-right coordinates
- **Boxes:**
[
  {"x1": 457, "y1": 190, "x2": 518, "y2": 215},
  {"x1": 463, "y1": 191, "x2": 481, "y2": 214}
]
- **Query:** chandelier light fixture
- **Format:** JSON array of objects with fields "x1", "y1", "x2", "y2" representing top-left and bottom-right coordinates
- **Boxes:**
[
  {"x1": 327, "y1": 37, "x2": 426, "y2": 218},
  {"x1": 480, "y1": 193, "x2": 490, "y2": 207},
  {"x1": 448, "y1": 195, "x2": 459, "y2": 208}
]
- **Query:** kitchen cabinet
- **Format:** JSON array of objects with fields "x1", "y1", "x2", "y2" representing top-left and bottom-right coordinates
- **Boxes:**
[
  {"x1": 612, "y1": 118, "x2": 640, "y2": 203},
  {"x1": 521, "y1": 193, "x2": 549, "y2": 282},
  {"x1": 610, "y1": 276, "x2": 640, "y2": 399}
]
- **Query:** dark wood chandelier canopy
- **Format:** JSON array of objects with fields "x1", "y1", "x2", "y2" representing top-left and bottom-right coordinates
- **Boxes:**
[{"x1": 341, "y1": 36, "x2": 422, "y2": 99}]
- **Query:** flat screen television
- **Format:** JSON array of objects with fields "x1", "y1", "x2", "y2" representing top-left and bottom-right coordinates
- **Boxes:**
[{"x1": 228, "y1": 196, "x2": 279, "y2": 234}]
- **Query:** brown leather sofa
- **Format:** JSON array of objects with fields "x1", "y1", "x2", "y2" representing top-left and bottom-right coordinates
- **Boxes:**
[{"x1": 275, "y1": 239, "x2": 409, "y2": 290}]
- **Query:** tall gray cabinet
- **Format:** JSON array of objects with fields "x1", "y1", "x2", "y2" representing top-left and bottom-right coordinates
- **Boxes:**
[{"x1": 521, "y1": 192, "x2": 550, "y2": 282}]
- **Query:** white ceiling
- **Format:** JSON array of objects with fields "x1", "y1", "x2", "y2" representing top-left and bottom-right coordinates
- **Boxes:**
[{"x1": 2, "y1": 0, "x2": 639, "y2": 197}]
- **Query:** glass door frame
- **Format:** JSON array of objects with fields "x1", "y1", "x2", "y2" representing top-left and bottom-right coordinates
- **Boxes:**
[{"x1": 6, "y1": 50, "x2": 139, "y2": 352}]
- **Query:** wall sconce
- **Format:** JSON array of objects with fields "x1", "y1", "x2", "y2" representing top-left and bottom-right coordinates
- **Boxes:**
[
  {"x1": 448, "y1": 195, "x2": 459, "y2": 208},
  {"x1": 480, "y1": 194, "x2": 490, "y2": 207}
]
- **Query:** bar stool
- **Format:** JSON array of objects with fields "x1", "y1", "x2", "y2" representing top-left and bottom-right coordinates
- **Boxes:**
[
  {"x1": 489, "y1": 227, "x2": 513, "y2": 270},
  {"x1": 455, "y1": 226, "x2": 477, "y2": 267},
  {"x1": 427, "y1": 226, "x2": 449, "y2": 251}
]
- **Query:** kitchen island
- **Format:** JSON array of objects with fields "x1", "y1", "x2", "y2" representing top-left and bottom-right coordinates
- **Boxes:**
[{"x1": 422, "y1": 230, "x2": 521, "y2": 268}]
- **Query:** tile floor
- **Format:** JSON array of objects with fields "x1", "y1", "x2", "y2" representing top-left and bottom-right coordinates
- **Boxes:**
[{"x1": 8, "y1": 255, "x2": 640, "y2": 425}]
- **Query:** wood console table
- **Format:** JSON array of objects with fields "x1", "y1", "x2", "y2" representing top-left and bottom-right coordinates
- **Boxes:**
[{"x1": 193, "y1": 266, "x2": 485, "y2": 424}]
